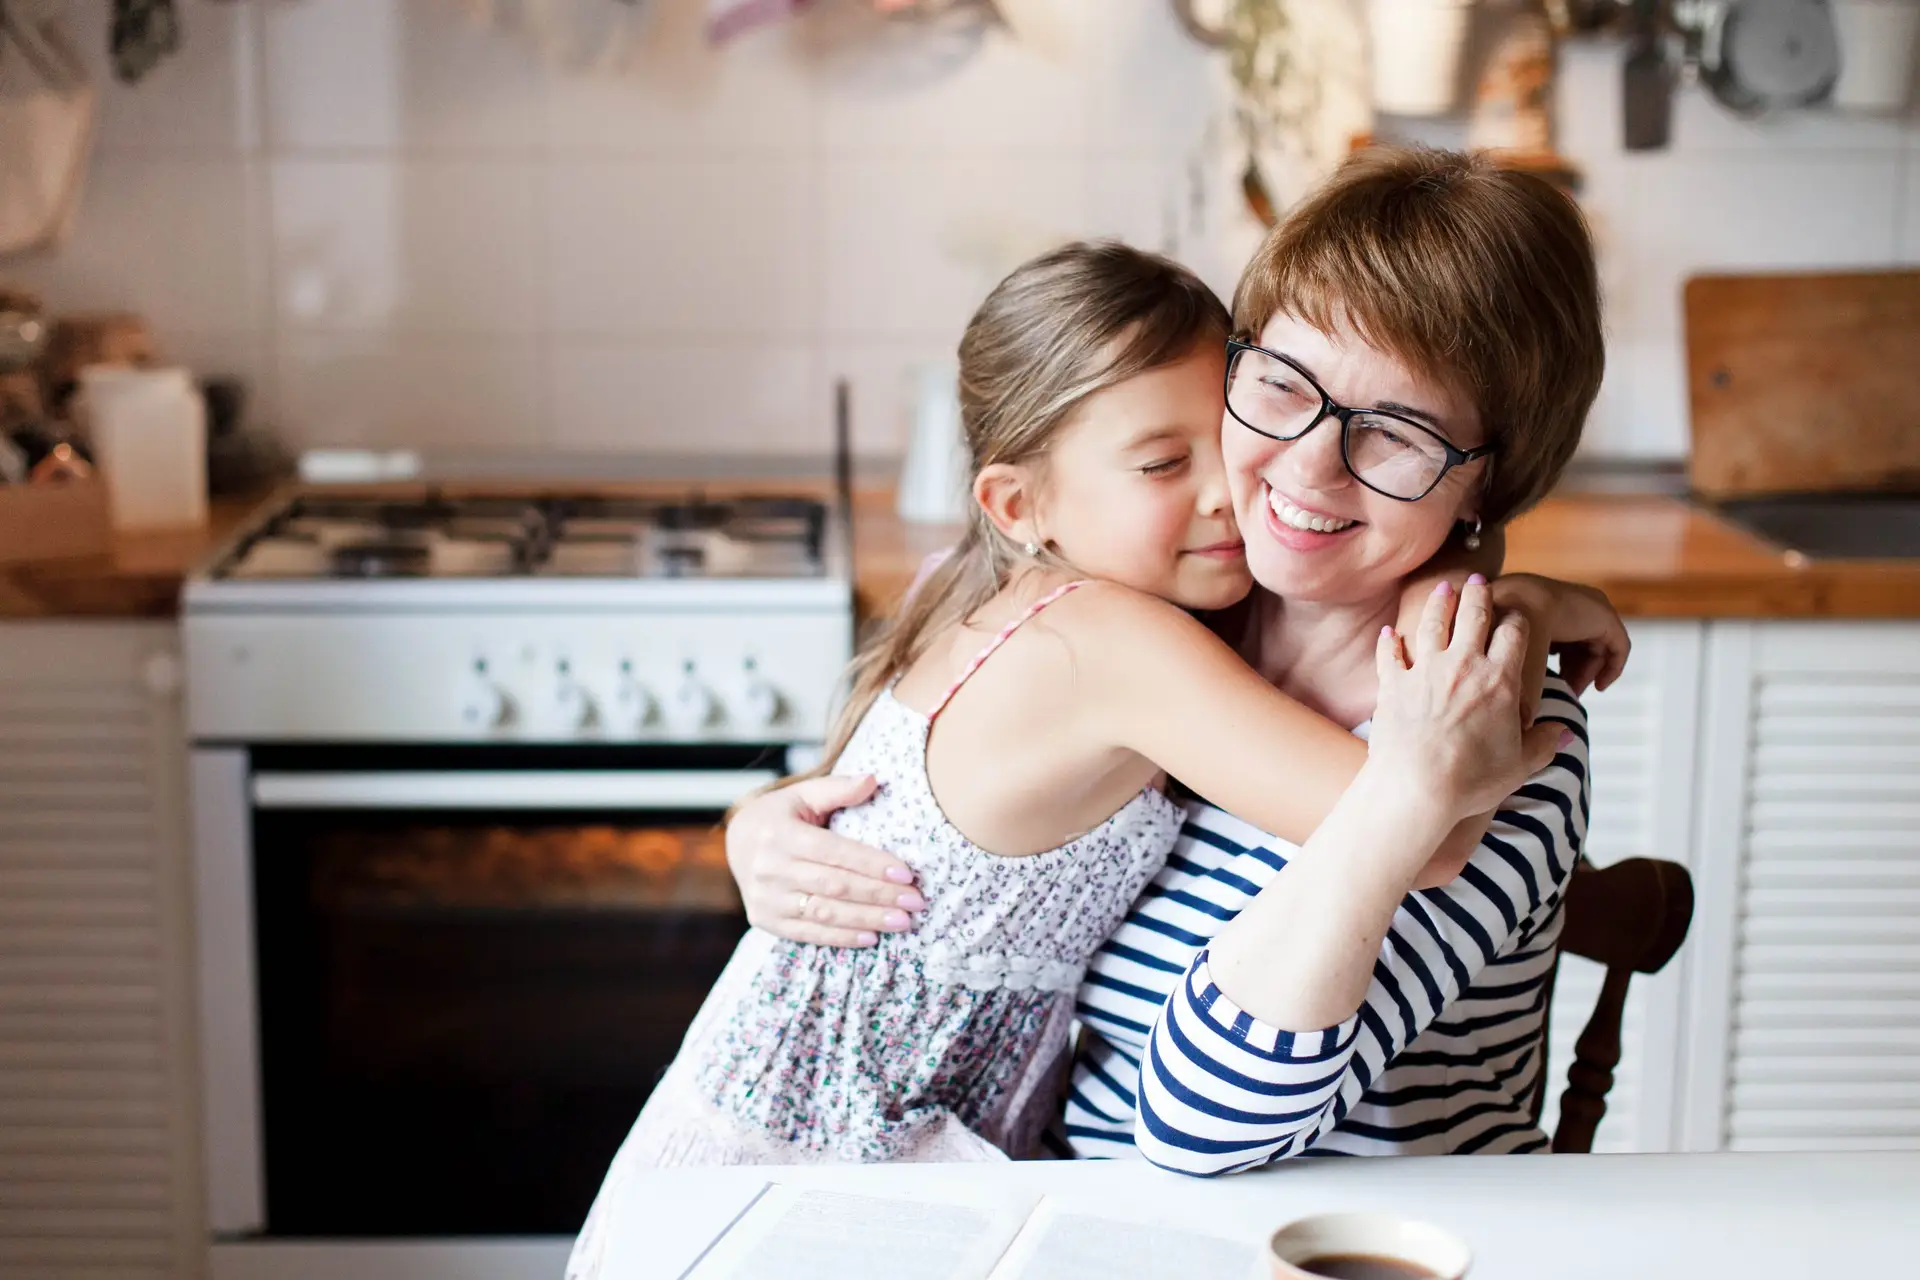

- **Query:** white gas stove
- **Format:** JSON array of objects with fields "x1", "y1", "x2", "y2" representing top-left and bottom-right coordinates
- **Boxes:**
[
  {"x1": 181, "y1": 480, "x2": 856, "y2": 1277},
  {"x1": 183, "y1": 490, "x2": 855, "y2": 745}
]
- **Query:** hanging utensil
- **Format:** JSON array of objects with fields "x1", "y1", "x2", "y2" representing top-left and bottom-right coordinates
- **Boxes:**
[
  {"x1": 1703, "y1": 0, "x2": 1839, "y2": 113},
  {"x1": 109, "y1": 0, "x2": 180, "y2": 84},
  {"x1": 1621, "y1": 0, "x2": 1675, "y2": 149}
]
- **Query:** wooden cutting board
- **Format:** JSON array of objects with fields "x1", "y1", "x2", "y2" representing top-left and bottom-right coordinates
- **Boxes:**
[{"x1": 1684, "y1": 270, "x2": 1920, "y2": 498}]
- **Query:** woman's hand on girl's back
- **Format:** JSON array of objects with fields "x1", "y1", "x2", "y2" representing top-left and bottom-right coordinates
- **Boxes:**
[
  {"x1": 1371, "y1": 576, "x2": 1570, "y2": 829},
  {"x1": 725, "y1": 775, "x2": 926, "y2": 947}
]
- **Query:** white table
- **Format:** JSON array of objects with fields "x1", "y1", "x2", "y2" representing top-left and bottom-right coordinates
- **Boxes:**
[{"x1": 601, "y1": 1152, "x2": 1920, "y2": 1280}]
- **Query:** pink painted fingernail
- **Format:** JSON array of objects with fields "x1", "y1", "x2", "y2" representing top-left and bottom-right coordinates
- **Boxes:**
[
  {"x1": 1381, "y1": 625, "x2": 1394, "y2": 637},
  {"x1": 856, "y1": 931, "x2": 879, "y2": 946},
  {"x1": 1434, "y1": 580, "x2": 1452, "y2": 595},
  {"x1": 881, "y1": 909, "x2": 912, "y2": 931},
  {"x1": 1466, "y1": 573, "x2": 1487, "y2": 586},
  {"x1": 884, "y1": 865, "x2": 915, "y2": 884},
  {"x1": 1559, "y1": 728, "x2": 1575, "y2": 747},
  {"x1": 896, "y1": 890, "x2": 927, "y2": 911}
]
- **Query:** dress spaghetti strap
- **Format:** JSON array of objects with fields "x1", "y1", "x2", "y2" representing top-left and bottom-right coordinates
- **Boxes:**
[{"x1": 926, "y1": 579, "x2": 1090, "y2": 724}]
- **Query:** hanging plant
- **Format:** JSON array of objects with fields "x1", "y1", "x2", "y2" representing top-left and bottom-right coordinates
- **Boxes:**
[
  {"x1": 1225, "y1": 0, "x2": 1318, "y2": 171},
  {"x1": 1208, "y1": 0, "x2": 1371, "y2": 223}
]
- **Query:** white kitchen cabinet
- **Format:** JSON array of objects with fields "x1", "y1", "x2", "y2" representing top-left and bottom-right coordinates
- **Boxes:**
[
  {"x1": 1542, "y1": 621, "x2": 1704, "y2": 1153},
  {"x1": 1683, "y1": 621, "x2": 1920, "y2": 1154},
  {"x1": 0, "y1": 623, "x2": 202, "y2": 1279}
]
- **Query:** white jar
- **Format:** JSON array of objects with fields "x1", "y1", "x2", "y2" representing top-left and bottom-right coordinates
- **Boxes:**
[
  {"x1": 1369, "y1": 0, "x2": 1476, "y2": 116},
  {"x1": 78, "y1": 365, "x2": 209, "y2": 530},
  {"x1": 896, "y1": 360, "x2": 969, "y2": 526},
  {"x1": 1830, "y1": 0, "x2": 1919, "y2": 111}
]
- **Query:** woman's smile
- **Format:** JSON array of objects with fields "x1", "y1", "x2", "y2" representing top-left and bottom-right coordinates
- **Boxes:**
[{"x1": 1255, "y1": 480, "x2": 1365, "y2": 554}]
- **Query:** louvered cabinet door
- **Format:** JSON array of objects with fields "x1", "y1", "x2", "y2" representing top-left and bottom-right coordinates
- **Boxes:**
[
  {"x1": 1687, "y1": 622, "x2": 1920, "y2": 1153},
  {"x1": 0, "y1": 623, "x2": 201, "y2": 1279},
  {"x1": 1542, "y1": 622, "x2": 1703, "y2": 1153}
]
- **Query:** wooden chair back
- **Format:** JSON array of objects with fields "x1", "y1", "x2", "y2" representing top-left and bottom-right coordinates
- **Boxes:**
[{"x1": 1542, "y1": 857, "x2": 1695, "y2": 1154}]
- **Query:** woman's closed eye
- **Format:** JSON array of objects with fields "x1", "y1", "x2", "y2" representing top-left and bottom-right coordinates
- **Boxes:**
[
  {"x1": 1369, "y1": 421, "x2": 1412, "y2": 447},
  {"x1": 1258, "y1": 375, "x2": 1313, "y2": 404}
]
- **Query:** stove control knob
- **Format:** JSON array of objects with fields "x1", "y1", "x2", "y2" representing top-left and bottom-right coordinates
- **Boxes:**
[
  {"x1": 727, "y1": 659, "x2": 782, "y2": 731},
  {"x1": 554, "y1": 672, "x2": 596, "y2": 732},
  {"x1": 664, "y1": 663, "x2": 717, "y2": 736},
  {"x1": 614, "y1": 663, "x2": 656, "y2": 731},
  {"x1": 461, "y1": 680, "x2": 512, "y2": 730}
]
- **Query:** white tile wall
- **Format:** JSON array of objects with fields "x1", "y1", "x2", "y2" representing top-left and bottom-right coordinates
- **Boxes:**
[
  {"x1": 275, "y1": 332, "x2": 543, "y2": 448},
  {"x1": 16, "y1": 155, "x2": 262, "y2": 320},
  {"x1": 1902, "y1": 139, "x2": 1920, "y2": 263},
  {"x1": 820, "y1": 152, "x2": 1089, "y2": 341},
  {"x1": 261, "y1": 0, "x2": 548, "y2": 154},
  {"x1": 7, "y1": 1, "x2": 1918, "y2": 460},
  {"x1": 544, "y1": 157, "x2": 818, "y2": 337},
  {"x1": 549, "y1": 339, "x2": 818, "y2": 453},
  {"x1": 269, "y1": 160, "x2": 543, "y2": 333}
]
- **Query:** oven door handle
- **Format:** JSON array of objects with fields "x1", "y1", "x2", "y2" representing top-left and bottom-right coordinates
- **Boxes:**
[{"x1": 249, "y1": 769, "x2": 781, "y2": 811}]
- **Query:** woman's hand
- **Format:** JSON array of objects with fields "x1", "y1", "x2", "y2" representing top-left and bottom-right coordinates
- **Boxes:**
[
  {"x1": 725, "y1": 775, "x2": 926, "y2": 947},
  {"x1": 1491, "y1": 573, "x2": 1630, "y2": 706},
  {"x1": 1373, "y1": 576, "x2": 1569, "y2": 826}
]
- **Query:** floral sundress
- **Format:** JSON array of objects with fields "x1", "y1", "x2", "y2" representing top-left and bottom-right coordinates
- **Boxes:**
[{"x1": 567, "y1": 581, "x2": 1181, "y2": 1278}]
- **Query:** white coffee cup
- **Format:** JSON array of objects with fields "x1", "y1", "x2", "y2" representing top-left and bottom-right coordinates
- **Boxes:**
[{"x1": 1266, "y1": 1211, "x2": 1472, "y2": 1279}]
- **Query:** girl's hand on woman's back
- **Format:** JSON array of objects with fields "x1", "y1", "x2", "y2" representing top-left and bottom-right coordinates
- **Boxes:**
[
  {"x1": 725, "y1": 775, "x2": 926, "y2": 947},
  {"x1": 1489, "y1": 572, "x2": 1630, "y2": 706},
  {"x1": 1370, "y1": 576, "x2": 1569, "y2": 832}
]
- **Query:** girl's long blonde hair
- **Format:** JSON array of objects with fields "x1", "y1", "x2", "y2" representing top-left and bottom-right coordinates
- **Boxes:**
[{"x1": 785, "y1": 241, "x2": 1230, "y2": 791}]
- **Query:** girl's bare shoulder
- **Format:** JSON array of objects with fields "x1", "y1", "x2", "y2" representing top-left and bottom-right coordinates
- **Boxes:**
[{"x1": 1041, "y1": 578, "x2": 1225, "y2": 648}]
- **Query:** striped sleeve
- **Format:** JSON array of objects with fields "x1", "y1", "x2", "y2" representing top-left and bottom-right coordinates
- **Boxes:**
[{"x1": 1132, "y1": 685, "x2": 1590, "y2": 1175}]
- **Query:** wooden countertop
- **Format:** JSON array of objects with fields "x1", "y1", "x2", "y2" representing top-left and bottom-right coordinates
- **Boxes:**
[
  {"x1": 7, "y1": 485, "x2": 1920, "y2": 622},
  {"x1": 0, "y1": 491, "x2": 274, "y2": 620},
  {"x1": 857, "y1": 491, "x2": 1920, "y2": 622}
]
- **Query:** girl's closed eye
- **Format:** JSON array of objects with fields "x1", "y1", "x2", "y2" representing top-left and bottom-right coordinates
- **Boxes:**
[{"x1": 1139, "y1": 454, "x2": 1189, "y2": 476}]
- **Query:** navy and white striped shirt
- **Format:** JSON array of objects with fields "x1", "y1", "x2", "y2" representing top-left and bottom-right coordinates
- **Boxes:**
[{"x1": 1053, "y1": 678, "x2": 1589, "y2": 1175}]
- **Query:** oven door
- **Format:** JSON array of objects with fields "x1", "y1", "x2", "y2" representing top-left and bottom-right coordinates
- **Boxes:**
[{"x1": 193, "y1": 744, "x2": 781, "y2": 1240}]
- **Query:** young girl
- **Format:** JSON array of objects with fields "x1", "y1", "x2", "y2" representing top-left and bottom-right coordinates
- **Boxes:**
[{"x1": 573, "y1": 241, "x2": 1573, "y2": 1226}]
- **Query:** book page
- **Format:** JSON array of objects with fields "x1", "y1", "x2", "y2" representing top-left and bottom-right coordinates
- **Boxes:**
[
  {"x1": 987, "y1": 1198, "x2": 1260, "y2": 1280},
  {"x1": 688, "y1": 1182, "x2": 1040, "y2": 1280}
]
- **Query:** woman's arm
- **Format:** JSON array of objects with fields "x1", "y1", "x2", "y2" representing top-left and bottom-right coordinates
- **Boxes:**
[{"x1": 1130, "y1": 681, "x2": 1590, "y2": 1175}]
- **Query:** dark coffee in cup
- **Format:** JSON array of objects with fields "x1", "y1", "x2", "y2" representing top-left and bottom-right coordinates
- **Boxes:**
[
  {"x1": 1297, "y1": 1254, "x2": 1441, "y2": 1280},
  {"x1": 1267, "y1": 1213, "x2": 1469, "y2": 1280}
]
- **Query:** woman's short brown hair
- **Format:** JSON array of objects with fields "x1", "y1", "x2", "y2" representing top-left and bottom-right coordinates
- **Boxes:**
[{"x1": 1232, "y1": 146, "x2": 1604, "y2": 525}]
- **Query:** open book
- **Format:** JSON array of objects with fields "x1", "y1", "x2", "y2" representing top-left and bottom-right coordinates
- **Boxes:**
[{"x1": 682, "y1": 1181, "x2": 1259, "y2": 1280}]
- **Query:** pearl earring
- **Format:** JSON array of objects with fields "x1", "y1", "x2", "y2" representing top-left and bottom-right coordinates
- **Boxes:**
[
  {"x1": 1023, "y1": 541, "x2": 1041, "y2": 558},
  {"x1": 1463, "y1": 518, "x2": 1483, "y2": 552}
]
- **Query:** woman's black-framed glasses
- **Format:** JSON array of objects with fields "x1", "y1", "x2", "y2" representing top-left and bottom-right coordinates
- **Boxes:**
[{"x1": 1224, "y1": 339, "x2": 1496, "y2": 502}]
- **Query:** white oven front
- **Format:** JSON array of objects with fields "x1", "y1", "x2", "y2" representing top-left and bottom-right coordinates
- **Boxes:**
[{"x1": 190, "y1": 743, "x2": 787, "y2": 1279}]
